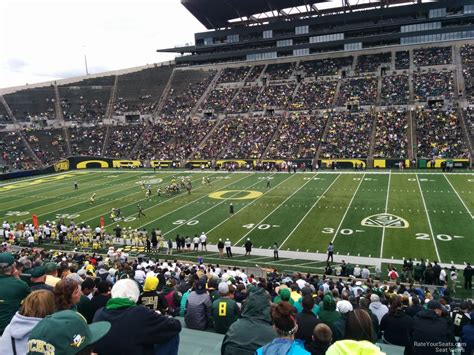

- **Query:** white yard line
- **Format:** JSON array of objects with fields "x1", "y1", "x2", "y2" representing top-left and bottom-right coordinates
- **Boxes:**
[
  {"x1": 443, "y1": 174, "x2": 474, "y2": 219},
  {"x1": 34, "y1": 173, "x2": 174, "y2": 220},
  {"x1": 331, "y1": 173, "x2": 366, "y2": 243},
  {"x1": 234, "y1": 175, "x2": 314, "y2": 246},
  {"x1": 279, "y1": 174, "x2": 341, "y2": 249},
  {"x1": 379, "y1": 171, "x2": 391, "y2": 259},
  {"x1": 0, "y1": 173, "x2": 137, "y2": 216},
  {"x1": 205, "y1": 174, "x2": 294, "y2": 235},
  {"x1": 102, "y1": 173, "x2": 218, "y2": 229},
  {"x1": 162, "y1": 174, "x2": 266, "y2": 236},
  {"x1": 416, "y1": 174, "x2": 442, "y2": 262},
  {"x1": 135, "y1": 174, "x2": 254, "y2": 231}
]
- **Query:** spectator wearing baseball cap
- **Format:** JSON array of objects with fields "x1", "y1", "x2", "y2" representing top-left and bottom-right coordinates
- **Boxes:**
[
  {"x1": 27, "y1": 310, "x2": 111, "y2": 355},
  {"x1": 30, "y1": 266, "x2": 53, "y2": 292},
  {"x1": 212, "y1": 282, "x2": 240, "y2": 334},
  {"x1": 93, "y1": 279, "x2": 182, "y2": 355},
  {"x1": 185, "y1": 276, "x2": 212, "y2": 330},
  {"x1": 0, "y1": 252, "x2": 31, "y2": 335},
  {"x1": 406, "y1": 300, "x2": 456, "y2": 355},
  {"x1": 0, "y1": 290, "x2": 55, "y2": 355}
]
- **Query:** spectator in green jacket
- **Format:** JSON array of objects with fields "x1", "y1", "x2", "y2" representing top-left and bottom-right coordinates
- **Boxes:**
[
  {"x1": 0, "y1": 252, "x2": 30, "y2": 335},
  {"x1": 318, "y1": 294, "x2": 341, "y2": 327}
]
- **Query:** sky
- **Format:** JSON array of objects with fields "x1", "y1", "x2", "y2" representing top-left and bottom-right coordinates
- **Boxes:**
[
  {"x1": 0, "y1": 0, "x2": 206, "y2": 88},
  {"x1": 0, "y1": 0, "x2": 392, "y2": 89}
]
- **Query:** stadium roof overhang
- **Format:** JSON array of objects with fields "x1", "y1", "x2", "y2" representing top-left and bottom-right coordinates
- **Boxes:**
[{"x1": 181, "y1": 0, "x2": 331, "y2": 29}]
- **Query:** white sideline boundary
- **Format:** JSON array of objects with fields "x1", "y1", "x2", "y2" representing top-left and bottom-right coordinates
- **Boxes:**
[{"x1": 443, "y1": 174, "x2": 474, "y2": 219}]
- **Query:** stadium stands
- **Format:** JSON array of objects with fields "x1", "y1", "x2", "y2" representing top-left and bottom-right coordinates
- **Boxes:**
[
  {"x1": 413, "y1": 46, "x2": 452, "y2": 67},
  {"x1": 59, "y1": 80, "x2": 111, "y2": 122},
  {"x1": 356, "y1": 52, "x2": 391, "y2": 73},
  {"x1": 266, "y1": 113, "x2": 327, "y2": 159},
  {"x1": 415, "y1": 108, "x2": 470, "y2": 158},
  {"x1": 161, "y1": 69, "x2": 217, "y2": 118},
  {"x1": 198, "y1": 114, "x2": 282, "y2": 159},
  {"x1": 461, "y1": 44, "x2": 474, "y2": 102},
  {"x1": 113, "y1": 66, "x2": 173, "y2": 115},
  {"x1": 337, "y1": 77, "x2": 378, "y2": 106},
  {"x1": 413, "y1": 70, "x2": 454, "y2": 102},
  {"x1": 0, "y1": 131, "x2": 40, "y2": 171},
  {"x1": 69, "y1": 126, "x2": 107, "y2": 157},
  {"x1": 380, "y1": 74, "x2": 410, "y2": 105},
  {"x1": 298, "y1": 56, "x2": 353, "y2": 77},
  {"x1": 4, "y1": 87, "x2": 56, "y2": 122},
  {"x1": 395, "y1": 50, "x2": 410, "y2": 70},
  {"x1": 292, "y1": 80, "x2": 337, "y2": 110},
  {"x1": 24, "y1": 129, "x2": 68, "y2": 165},
  {"x1": 373, "y1": 110, "x2": 408, "y2": 158},
  {"x1": 0, "y1": 45, "x2": 473, "y2": 168},
  {"x1": 320, "y1": 111, "x2": 375, "y2": 158}
]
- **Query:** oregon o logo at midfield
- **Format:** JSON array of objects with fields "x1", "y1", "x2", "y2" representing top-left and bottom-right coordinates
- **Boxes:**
[{"x1": 208, "y1": 190, "x2": 263, "y2": 200}]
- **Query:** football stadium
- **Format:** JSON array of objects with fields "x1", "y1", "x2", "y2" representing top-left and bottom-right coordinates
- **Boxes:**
[{"x1": 0, "y1": 0, "x2": 473, "y2": 354}]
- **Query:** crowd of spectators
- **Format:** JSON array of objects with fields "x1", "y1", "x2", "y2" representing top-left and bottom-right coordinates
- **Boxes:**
[
  {"x1": 113, "y1": 96, "x2": 157, "y2": 116},
  {"x1": 461, "y1": 44, "x2": 474, "y2": 102},
  {"x1": 170, "y1": 117, "x2": 219, "y2": 160},
  {"x1": 245, "y1": 65, "x2": 265, "y2": 82},
  {"x1": 0, "y1": 132, "x2": 40, "y2": 171},
  {"x1": 254, "y1": 84, "x2": 296, "y2": 111},
  {"x1": 135, "y1": 121, "x2": 177, "y2": 160},
  {"x1": 291, "y1": 80, "x2": 337, "y2": 110},
  {"x1": 199, "y1": 114, "x2": 282, "y2": 159},
  {"x1": 198, "y1": 87, "x2": 238, "y2": 114},
  {"x1": 413, "y1": 46, "x2": 452, "y2": 67},
  {"x1": 413, "y1": 70, "x2": 454, "y2": 101},
  {"x1": 356, "y1": 53, "x2": 391, "y2": 73},
  {"x1": 298, "y1": 56, "x2": 353, "y2": 77},
  {"x1": 337, "y1": 77, "x2": 378, "y2": 106},
  {"x1": 465, "y1": 106, "x2": 474, "y2": 139},
  {"x1": 380, "y1": 74, "x2": 410, "y2": 105},
  {"x1": 104, "y1": 125, "x2": 144, "y2": 158},
  {"x1": 217, "y1": 67, "x2": 251, "y2": 83},
  {"x1": 1, "y1": 244, "x2": 473, "y2": 355},
  {"x1": 373, "y1": 110, "x2": 408, "y2": 158},
  {"x1": 161, "y1": 72, "x2": 216, "y2": 118},
  {"x1": 62, "y1": 96, "x2": 107, "y2": 122},
  {"x1": 24, "y1": 129, "x2": 68, "y2": 165},
  {"x1": 395, "y1": 51, "x2": 410, "y2": 70},
  {"x1": 264, "y1": 63, "x2": 295, "y2": 81},
  {"x1": 415, "y1": 108, "x2": 470, "y2": 158},
  {"x1": 227, "y1": 86, "x2": 262, "y2": 113},
  {"x1": 69, "y1": 126, "x2": 107, "y2": 157},
  {"x1": 267, "y1": 113, "x2": 327, "y2": 159},
  {"x1": 320, "y1": 111, "x2": 375, "y2": 158}
]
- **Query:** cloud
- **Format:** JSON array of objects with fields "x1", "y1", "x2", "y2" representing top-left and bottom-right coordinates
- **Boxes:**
[{"x1": 4, "y1": 58, "x2": 28, "y2": 72}]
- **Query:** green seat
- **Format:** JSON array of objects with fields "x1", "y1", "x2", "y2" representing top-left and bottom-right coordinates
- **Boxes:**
[{"x1": 176, "y1": 317, "x2": 224, "y2": 355}]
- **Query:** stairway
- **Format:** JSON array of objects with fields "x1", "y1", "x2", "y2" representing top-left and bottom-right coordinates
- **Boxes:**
[
  {"x1": 261, "y1": 112, "x2": 288, "y2": 159},
  {"x1": 0, "y1": 95, "x2": 17, "y2": 124},
  {"x1": 367, "y1": 111, "x2": 379, "y2": 163},
  {"x1": 53, "y1": 84, "x2": 65, "y2": 121},
  {"x1": 186, "y1": 116, "x2": 225, "y2": 160},
  {"x1": 406, "y1": 110, "x2": 415, "y2": 161},
  {"x1": 101, "y1": 125, "x2": 112, "y2": 157},
  {"x1": 332, "y1": 79, "x2": 343, "y2": 107},
  {"x1": 62, "y1": 126, "x2": 72, "y2": 156},
  {"x1": 409, "y1": 110, "x2": 417, "y2": 160},
  {"x1": 105, "y1": 75, "x2": 119, "y2": 120},
  {"x1": 128, "y1": 124, "x2": 151, "y2": 159},
  {"x1": 315, "y1": 111, "x2": 334, "y2": 162},
  {"x1": 190, "y1": 69, "x2": 222, "y2": 117},
  {"x1": 153, "y1": 69, "x2": 176, "y2": 118},
  {"x1": 376, "y1": 75, "x2": 383, "y2": 106}
]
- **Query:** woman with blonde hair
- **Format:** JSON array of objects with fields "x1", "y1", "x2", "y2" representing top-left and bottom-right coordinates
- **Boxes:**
[{"x1": 0, "y1": 290, "x2": 55, "y2": 354}]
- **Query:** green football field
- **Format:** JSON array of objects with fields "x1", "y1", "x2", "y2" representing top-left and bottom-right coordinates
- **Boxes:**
[{"x1": 1, "y1": 169, "x2": 473, "y2": 265}]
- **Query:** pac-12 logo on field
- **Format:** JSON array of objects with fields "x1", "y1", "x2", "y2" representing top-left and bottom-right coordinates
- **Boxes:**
[{"x1": 361, "y1": 214, "x2": 409, "y2": 228}]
